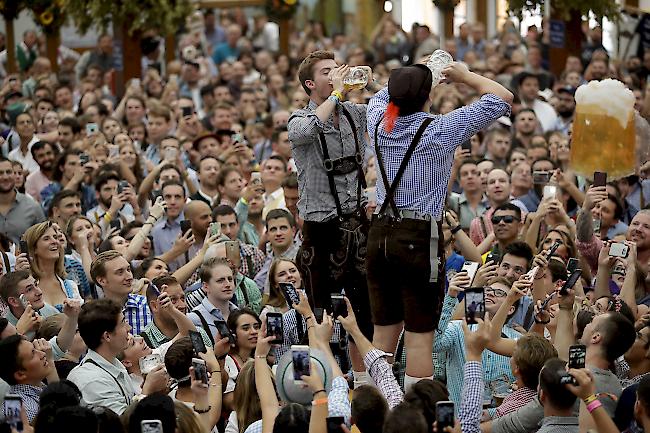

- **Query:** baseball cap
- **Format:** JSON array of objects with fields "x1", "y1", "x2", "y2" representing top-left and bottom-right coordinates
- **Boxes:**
[{"x1": 556, "y1": 85, "x2": 576, "y2": 96}]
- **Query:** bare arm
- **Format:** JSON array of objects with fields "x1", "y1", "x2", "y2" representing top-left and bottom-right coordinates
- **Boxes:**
[
  {"x1": 477, "y1": 233, "x2": 496, "y2": 255},
  {"x1": 554, "y1": 290, "x2": 576, "y2": 361}
]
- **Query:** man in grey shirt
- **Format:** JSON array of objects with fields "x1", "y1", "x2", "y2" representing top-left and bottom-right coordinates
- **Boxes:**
[
  {"x1": 482, "y1": 311, "x2": 635, "y2": 433},
  {"x1": 0, "y1": 156, "x2": 45, "y2": 243}
]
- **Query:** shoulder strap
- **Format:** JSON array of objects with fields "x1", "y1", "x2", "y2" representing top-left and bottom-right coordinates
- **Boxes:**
[
  {"x1": 83, "y1": 358, "x2": 130, "y2": 405},
  {"x1": 318, "y1": 130, "x2": 344, "y2": 218},
  {"x1": 375, "y1": 117, "x2": 434, "y2": 216},
  {"x1": 191, "y1": 310, "x2": 215, "y2": 345},
  {"x1": 340, "y1": 107, "x2": 367, "y2": 211},
  {"x1": 238, "y1": 278, "x2": 250, "y2": 307},
  {"x1": 245, "y1": 255, "x2": 255, "y2": 280}
]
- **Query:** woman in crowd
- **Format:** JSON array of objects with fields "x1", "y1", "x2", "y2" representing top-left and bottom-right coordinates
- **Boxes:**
[
  {"x1": 24, "y1": 221, "x2": 82, "y2": 311},
  {"x1": 223, "y1": 308, "x2": 261, "y2": 409},
  {"x1": 260, "y1": 258, "x2": 299, "y2": 319},
  {"x1": 116, "y1": 133, "x2": 146, "y2": 187}
]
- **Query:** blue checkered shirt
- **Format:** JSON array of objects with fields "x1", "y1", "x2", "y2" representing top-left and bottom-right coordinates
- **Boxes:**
[
  {"x1": 460, "y1": 361, "x2": 484, "y2": 433},
  {"x1": 4, "y1": 383, "x2": 42, "y2": 424},
  {"x1": 124, "y1": 293, "x2": 152, "y2": 335},
  {"x1": 434, "y1": 294, "x2": 520, "y2": 413},
  {"x1": 367, "y1": 88, "x2": 510, "y2": 219}
]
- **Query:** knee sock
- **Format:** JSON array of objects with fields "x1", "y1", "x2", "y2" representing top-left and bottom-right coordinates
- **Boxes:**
[{"x1": 404, "y1": 374, "x2": 433, "y2": 393}]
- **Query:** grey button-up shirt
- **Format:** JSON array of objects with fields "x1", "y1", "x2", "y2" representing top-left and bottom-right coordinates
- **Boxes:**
[
  {"x1": 0, "y1": 192, "x2": 46, "y2": 244},
  {"x1": 288, "y1": 100, "x2": 368, "y2": 222},
  {"x1": 151, "y1": 213, "x2": 186, "y2": 272}
]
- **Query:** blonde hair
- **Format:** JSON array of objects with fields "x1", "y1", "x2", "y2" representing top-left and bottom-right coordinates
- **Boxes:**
[
  {"x1": 23, "y1": 221, "x2": 66, "y2": 279},
  {"x1": 174, "y1": 401, "x2": 203, "y2": 433}
]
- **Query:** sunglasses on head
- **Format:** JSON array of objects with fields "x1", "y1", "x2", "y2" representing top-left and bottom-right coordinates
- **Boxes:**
[{"x1": 491, "y1": 215, "x2": 516, "y2": 224}]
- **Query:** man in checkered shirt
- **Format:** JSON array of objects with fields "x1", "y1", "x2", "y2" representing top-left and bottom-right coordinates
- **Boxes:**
[
  {"x1": 365, "y1": 60, "x2": 512, "y2": 393},
  {"x1": 288, "y1": 50, "x2": 381, "y2": 387}
]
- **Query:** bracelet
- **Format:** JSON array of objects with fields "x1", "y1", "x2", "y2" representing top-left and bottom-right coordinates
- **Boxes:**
[
  {"x1": 586, "y1": 400, "x2": 602, "y2": 413},
  {"x1": 331, "y1": 90, "x2": 344, "y2": 101},
  {"x1": 327, "y1": 95, "x2": 339, "y2": 104},
  {"x1": 194, "y1": 406, "x2": 211, "y2": 414},
  {"x1": 312, "y1": 397, "x2": 328, "y2": 406},
  {"x1": 255, "y1": 355, "x2": 267, "y2": 359},
  {"x1": 240, "y1": 197, "x2": 249, "y2": 205},
  {"x1": 450, "y1": 226, "x2": 462, "y2": 235},
  {"x1": 312, "y1": 389, "x2": 326, "y2": 397},
  {"x1": 583, "y1": 394, "x2": 598, "y2": 404},
  {"x1": 304, "y1": 316, "x2": 313, "y2": 322}
]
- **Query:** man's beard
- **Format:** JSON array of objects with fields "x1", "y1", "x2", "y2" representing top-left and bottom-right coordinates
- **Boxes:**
[{"x1": 558, "y1": 107, "x2": 575, "y2": 119}]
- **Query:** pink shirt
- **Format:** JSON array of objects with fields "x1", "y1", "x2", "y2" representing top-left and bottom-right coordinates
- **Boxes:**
[{"x1": 25, "y1": 170, "x2": 51, "y2": 202}]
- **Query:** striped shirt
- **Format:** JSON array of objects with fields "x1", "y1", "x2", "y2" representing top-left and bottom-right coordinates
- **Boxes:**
[
  {"x1": 434, "y1": 294, "x2": 519, "y2": 412},
  {"x1": 367, "y1": 88, "x2": 510, "y2": 219},
  {"x1": 124, "y1": 294, "x2": 152, "y2": 335}
]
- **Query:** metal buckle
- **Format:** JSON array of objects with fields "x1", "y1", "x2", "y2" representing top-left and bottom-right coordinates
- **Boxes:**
[
  {"x1": 323, "y1": 159, "x2": 334, "y2": 172},
  {"x1": 355, "y1": 152, "x2": 363, "y2": 165}
]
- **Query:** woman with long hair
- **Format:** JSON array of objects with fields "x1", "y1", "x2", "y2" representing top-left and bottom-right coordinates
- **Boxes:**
[
  {"x1": 223, "y1": 308, "x2": 260, "y2": 409},
  {"x1": 262, "y1": 258, "x2": 302, "y2": 317},
  {"x1": 24, "y1": 221, "x2": 81, "y2": 311},
  {"x1": 115, "y1": 133, "x2": 145, "y2": 187},
  {"x1": 225, "y1": 360, "x2": 267, "y2": 433}
]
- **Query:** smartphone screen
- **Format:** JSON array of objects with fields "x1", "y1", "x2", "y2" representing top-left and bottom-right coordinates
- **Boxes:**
[
  {"x1": 547, "y1": 240, "x2": 562, "y2": 257},
  {"x1": 181, "y1": 106, "x2": 193, "y2": 117},
  {"x1": 464, "y1": 288, "x2": 485, "y2": 325},
  {"x1": 593, "y1": 171, "x2": 607, "y2": 187},
  {"x1": 225, "y1": 240, "x2": 241, "y2": 269},
  {"x1": 180, "y1": 220, "x2": 192, "y2": 235},
  {"x1": 436, "y1": 401, "x2": 455, "y2": 432},
  {"x1": 291, "y1": 345, "x2": 310, "y2": 381},
  {"x1": 330, "y1": 294, "x2": 347, "y2": 318},
  {"x1": 141, "y1": 420, "x2": 163, "y2": 433},
  {"x1": 4, "y1": 394, "x2": 22, "y2": 430},
  {"x1": 567, "y1": 258, "x2": 579, "y2": 274},
  {"x1": 192, "y1": 358, "x2": 208, "y2": 384},
  {"x1": 19, "y1": 240, "x2": 28, "y2": 255},
  {"x1": 609, "y1": 242, "x2": 629, "y2": 258},
  {"x1": 326, "y1": 416, "x2": 345, "y2": 433},
  {"x1": 189, "y1": 330, "x2": 207, "y2": 354},
  {"x1": 266, "y1": 312, "x2": 283, "y2": 345},
  {"x1": 279, "y1": 282, "x2": 300, "y2": 306},
  {"x1": 568, "y1": 344, "x2": 586, "y2": 369},
  {"x1": 314, "y1": 308, "x2": 324, "y2": 323},
  {"x1": 215, "y1": 320, "x2": 235, "y2": 344}
]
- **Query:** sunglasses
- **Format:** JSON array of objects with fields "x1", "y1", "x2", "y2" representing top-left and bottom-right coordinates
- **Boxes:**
[{"x1": 491, "y1": 215, "x2": 517, "y2": 224}]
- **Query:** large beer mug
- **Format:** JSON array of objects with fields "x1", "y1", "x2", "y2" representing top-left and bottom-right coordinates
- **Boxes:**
[
  {"x1": 426, "y1": 50, "x2": 453, "y2": 87},
  {"x1": 570, "y1": 79, "x2": 636, "y2": 180},
  {"x1": 343, "y1": 67, "x2": 369, "y2": 92}
]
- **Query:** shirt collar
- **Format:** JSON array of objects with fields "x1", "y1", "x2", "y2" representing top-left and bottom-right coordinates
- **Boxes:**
[{"x1": 124, "y1": 293, "x2": 145, "y2": 309}]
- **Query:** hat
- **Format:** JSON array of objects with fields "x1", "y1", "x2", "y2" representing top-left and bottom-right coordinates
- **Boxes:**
[
  {"x1": 556, "y1": 85, "x2": 576, "y2": 96},
  {"x1": 388, "y1": 64, "x2": 433, "y2": 105},
  {"x1": 192, "y1": 132, "x2": 220, "y2": 151},
  {"x1": 3, "y1": 91, "x2": 22, "y2": 103},
  {"x1": 275, "y1": 348, "x2": 333, "y2": 405},
  {"x1": 6, "y1": 102, "x2": 29, "y2": 126}
]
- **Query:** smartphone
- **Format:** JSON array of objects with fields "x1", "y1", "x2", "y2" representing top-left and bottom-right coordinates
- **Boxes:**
[
  {"x1": 330, "y1": 294, "x2": 348, "y2": 319},
  {"x1": 461, "y1": 139, "x2": 472, "y2": 152},
  {"x1": 533, "y1": 170, "x2": 551, "y2": 184},
  {"x1": 138, "y1": 354, "x2": 163, "y2": 375},
  {"x1": 461, "y1": 261, "x2": 480, "y2": 284},
  {"x1": 215, "y1": 320, "x2": 235, "y2": 344},
  {"x1": 314, "y1": 308, "x2": 324, "y2": 323},
  {"x1": 279, "y1": 282, "x2": 300, "y2": 306},
  {"x1": 291, "y1": 345, "x2": 310, "y2": 382},
  {"x1": 209, "y1": 222, "x2": 221, "y2": 237},
  {"x1": 543, "y1": 185, "x2": 557, "y2": 200},
  {"x1": 524, "y1": 265, "x2": 540, "y2": 281},
  {"x1": 150, "y1": 189, "x2": 162, "y2": 202},
  {"x1": 464, "y1": 287, "x2": 485, "y2": 325},
  {"x1": 560, "y1": 269, "x2": 582, "y2": 295},
  {"x1": 232, "y1": 133, "x2": 243, "y2": 144},
  {"x1": 180, "y1": 220, "x2": 192, "y2": 235},
  {"x1": 547, "y1": 240, "x2": 562, "y2": 257},
  {"x1": 149, "y1": 282, "x2": 161, "y2": 297},
  {"x1": 539, "y1": 291, "x2": 556, "y2": 311},
  {"x1": 326, "y1": 416, "x2": 345, "y2": 433},
  {"x1": 141, "y1": 420, "x2": 163, "y2": 433},
  {"x1": 19, "y1": 239, "x2": 28, "y2": 255},
  {"x1": 436, "y1": 401, "x2": 455, "y2": 432},
  {"x1": 181, "y1": 106, "x2": 193, "y2": 117},
  {"x1": 192, "y1": 357, "x2": 208, "y2": 384},
  {"x1": 131, "y1": 78, "x2": 141, "y2": 89},
  {"x1": 4, "y1": 394, "x2": 22, "y2": 431},
  {"x1": 224, "y1": 240, "x2": 241, "y2": 269},
  {"x1": 486, "y1": 252, "x2": 500, "y2": 264},
  {"x1": 189, "y1": 329, "x2": 207, "y2": 354},
  {"x1": 593, "y1": 171, "x2": 607, "y2": 187},
  {"x1": 110, "y1": 219, "x2": 121, "y2": 230},
  {"x1": 609, "y1": 242, "x2": 630, "y2": 258},
  {"x1": 568, "y1": 344, "x2": 587, "y2": 369},
  {"x1": 117, "y1": 180, "x2": 129, "y2": 194},
  {"x1": 250, "y1": 172, "x2": 262, "y2": 185},
  {"x1": 79, "y1": 153, "x2": 90, "y2": 165},
  {"x1": 19, "y1": 294, "x2": 29, "y2": 308},
  {"x1": 567, "y1": 258, "x2": 579, "y2": 274},
  {"x1": 86, "y1": 122, "x2": 98, "y2": 136},
  {"x1": 164, "y1": 147, "x2": 178, "y2": 161},
  {"x1": 266, "y1": 312, "x2": 283, "y2": 345}
]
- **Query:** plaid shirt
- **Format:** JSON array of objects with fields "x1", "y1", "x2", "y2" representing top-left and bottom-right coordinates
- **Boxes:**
[
  {"x1": 288, "y1": 100, "x2": 368, "y2": 222},
  {"x1": 494, "y1": 387, "x2": 537, "y2": 418},
  {"x1": 239, "y1": 243, "x2": 266, "y2": 280},
  {"x1": 367, "y1": 88, "x2": 510, "y2": 219},
  {"x1": 140, "y1": 320, "x2": 213, "y2": 349},
  {"x1": 364, "y1": 348, "x2": 403, "y2": 409},
  {"x1": 4, "y1": 383, "x2": 42, "y2": 423},
  {"x1": 460, "y1": 362, "x2": 484, "y2": 433},
  {"x1": 124, "y1": 294, "x2": 152, "y2": 335},
  {"x1": 434, "y1": 294, "x2": 519, "y2": 412}
]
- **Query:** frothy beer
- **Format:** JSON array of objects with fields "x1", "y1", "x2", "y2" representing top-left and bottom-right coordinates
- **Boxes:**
[
  {"x1": 343, "y1": 67, "x2": 369, "y2": 91},
  {"x1": 570, "y1": 79, "x2": 636, "y2": 179}
]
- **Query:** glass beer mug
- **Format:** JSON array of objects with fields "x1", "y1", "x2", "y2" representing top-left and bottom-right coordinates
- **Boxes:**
[
  {"x1": 343, "y1": 67, "x2": 369, "y2": 92},
  {"x1": 426, "y1": 50, "x2": 453, "y2": 87},
  {"x1": 570, "y1": 79, "x2": 636, "y2": 180}
]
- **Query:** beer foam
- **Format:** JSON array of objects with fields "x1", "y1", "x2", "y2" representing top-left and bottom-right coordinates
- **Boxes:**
[{"x1": 575, "y1": 79, "x2": 635, "y2": 129}]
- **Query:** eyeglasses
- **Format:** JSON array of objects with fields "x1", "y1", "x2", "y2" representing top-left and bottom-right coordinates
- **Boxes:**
[
  {"x1": 486, "y1": 287, "x2": 508, "y2": 298},
  {"x1": 491, "y1": 215, "x2": 517, "y2": 224}
]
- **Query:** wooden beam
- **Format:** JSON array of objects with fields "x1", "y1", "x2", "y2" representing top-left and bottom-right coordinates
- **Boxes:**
[
  {"x1": 445, "y1": 9, "x2": 454, "y2": 39},
  {"x1": 46, "y1": 31, "x2": 60, "y2": 73},
  {"x1": 5, "y1": 19, "x2": 16, "y2": 74},
  {"x1": 476, "y1": 0, "x2": 487, "y2": 26}
]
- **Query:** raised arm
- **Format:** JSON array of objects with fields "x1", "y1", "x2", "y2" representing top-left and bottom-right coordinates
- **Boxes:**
[
  {"x1": 447, "y1": 212, "x2": 482, "y2": 263},
  {"x1": 254, "y1": 326, "x2": 279, "y2": 433},
  {"x1": 461, "y1": 317, "x2": 492, "y2": 433},
  {"x1": 444, "y1": 63, "x2": 514, "y2": 103},
  {"x1": 554, "y1": 288, "x2": 577, "y2": 361},
  {"x1": 486, "y1": 278, "x2": 530, "y2": 357}
]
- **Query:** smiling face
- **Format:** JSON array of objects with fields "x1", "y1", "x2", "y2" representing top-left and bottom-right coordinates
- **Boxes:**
[
  {"x1": 144, "y1": 259, "x2": 169, "y2": 281},
  {"x1": 233, "y1": 313, "x2": 260, "y2": 353},
  {"x1": 97, "y1": 256, "x2": 133, "y2": 297},
  {"x1": 204, "y1": 263, "x2": 235, "y2": 305},
  {"x1": 628, "y1": 212, "x2": 650, "y2": 251},
  {"x1": 35, "y1": 227, "x2": 62, "y2": 262},
  {"x1": 273, "y1": 260, "x2": 302, "y2": 289},
  {"x1": 18, "y1": 276, "x2": 45, "y2": 311}
]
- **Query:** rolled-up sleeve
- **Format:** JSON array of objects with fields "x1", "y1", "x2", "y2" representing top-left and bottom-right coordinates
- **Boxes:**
[
  {"x1": 288, "y1": 111, "x2": 325, "y2": 147},
  {"x1": 364, "y1": 348, "x2": 403, "y2": 409},
  {"x1": 328, "y1": 376, "x2": 351, "y2": 425},
  {"x1": 490, "y1": 398, "x2": 544, "y2": 433}
]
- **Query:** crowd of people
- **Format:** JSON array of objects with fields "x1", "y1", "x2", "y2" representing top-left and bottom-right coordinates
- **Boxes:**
[{"x1": 0, "y1": 6, "x2": 648, "y2": 433}]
